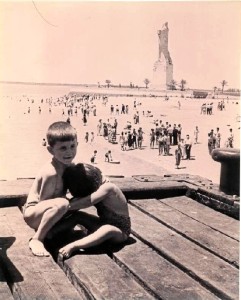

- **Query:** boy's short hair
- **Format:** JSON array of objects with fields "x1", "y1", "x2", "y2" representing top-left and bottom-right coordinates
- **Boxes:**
[
  {"x1": 63, "y1": 163, "x2": 103, "y2": 197},
  {"x1": 47, "y1": 122, "x2": 77, "y2": 147}
]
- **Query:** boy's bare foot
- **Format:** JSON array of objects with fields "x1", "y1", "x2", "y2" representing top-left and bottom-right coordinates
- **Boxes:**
[
  {"x1": 59, "y1": 244, "x2": 78, "y2": 259},
  {"x1": 29, "y1": 238, "x2": 50, "y2": 257}
]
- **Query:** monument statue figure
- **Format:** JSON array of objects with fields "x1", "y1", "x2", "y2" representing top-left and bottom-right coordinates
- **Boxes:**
[
  {"x1": 158, "y1": 22, "x2": 173, "y2": 65},
  {"x1": 152, "y1": 22, "x2": 173, "y2": 90}
]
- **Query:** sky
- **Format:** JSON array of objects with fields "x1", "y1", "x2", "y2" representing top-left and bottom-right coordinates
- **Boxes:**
[{"x1": 0, "y1": 1, "x2": 240, "y2": 89}]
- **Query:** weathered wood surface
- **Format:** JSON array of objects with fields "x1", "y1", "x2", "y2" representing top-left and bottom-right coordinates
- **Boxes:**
[
  {"x1": 0, "y1": 194, "x2": 239, "y2": 299},
  {"x1": 131, "y1": 198, "x2": 239, "y2": 266},
  {"x1": 160, "y1": 196, "x2": 239, "y2": 241},
  {"x1": 0, "y1": 207, "x2": 84, "y2": 300},
  {"x1": 128, "y1": 203, "x2": 238, "y2": 300}
]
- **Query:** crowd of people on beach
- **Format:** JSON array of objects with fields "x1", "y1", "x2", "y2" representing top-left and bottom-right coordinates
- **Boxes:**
[{"x1": 30, "y1": 91, "x2": 236, "y2": 171}]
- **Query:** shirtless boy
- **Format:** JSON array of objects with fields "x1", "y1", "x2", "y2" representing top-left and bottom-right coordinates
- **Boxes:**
[
  {"x1": 59, "y1": 163, "x2": 131, "y2": 258},
  {"x1": 23, "y1": 121, "x2": 78, "y2": 256}
]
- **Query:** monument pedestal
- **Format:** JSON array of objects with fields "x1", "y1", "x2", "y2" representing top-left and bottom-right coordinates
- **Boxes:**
[{"x1": 151, "y1": 59, "x2": 167, "y2": 90}]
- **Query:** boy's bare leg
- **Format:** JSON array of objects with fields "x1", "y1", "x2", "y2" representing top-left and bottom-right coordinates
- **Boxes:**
[
  {"x1": 48, "y1": 211, "x2": 101, "y2": 237},
  {"x1": 59, "y1": 224, "x2": 127, "y2": 258},
  {"x1": 24, "y1": 198, "x2": 69, "y2": 256}
]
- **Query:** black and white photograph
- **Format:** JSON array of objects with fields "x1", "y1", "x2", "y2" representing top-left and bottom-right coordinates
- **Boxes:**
[{"x1": 0, "y1": 1, "x2": 240, "y2": 299}]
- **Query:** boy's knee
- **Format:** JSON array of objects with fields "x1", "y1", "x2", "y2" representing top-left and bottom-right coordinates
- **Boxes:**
[{"x1": 54, "y1": 198, "x2": 70, "y2": 214}]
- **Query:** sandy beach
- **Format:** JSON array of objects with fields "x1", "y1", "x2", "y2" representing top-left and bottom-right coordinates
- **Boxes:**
[{"x1": 0, "y1": 84, "x2": 240, "y2": 184}]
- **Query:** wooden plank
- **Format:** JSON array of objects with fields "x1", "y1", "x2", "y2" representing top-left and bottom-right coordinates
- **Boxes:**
[
  {"x1": 113, "y1": 237, "x2": 220, "y2": 300},
  {"x1": 0, "y1": 207, "x2": 83, "y2": 300},
  {"x1": 109, "y1": 177, "x2": 187, "y2": 199},
  {"x1": 128, "y1": 204, "x2": 239, "y2": 300},
  {"x1": 160, "y1": 196, "x2": 239, "y2": 240},
  {"x1": 131, "y1": 199, "x2": 239, "y2": 267},
  {"x1": 59, "y1": 253, "x2": 155, "y2": 300}
]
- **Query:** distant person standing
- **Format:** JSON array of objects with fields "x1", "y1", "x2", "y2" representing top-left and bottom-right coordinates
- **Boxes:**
[
  {"x1": 110, "y1": 105, "x2": 114, "y2": 115},
  {"x1": 97, "y1": 119, "x2": 102, "y2": 136},
  {"x1": 167, "y1": 124, "x2": 173, "y2": 145},
  {"x1": 121, "y1": 104, "x2": 125, "y2": 114},
  {"x1": 184, "y1": 135, "x2": 192, "y2": 160},
  {"x1": 90, "y1": 150, "x2": 97, "y2": 163},
  {"x1": 177, "y1": 124, "x2": 182, "y2": 142},
  {"x1": 158, "y1": 134, "x2": 165, "y2": 156},
  {"x1": 90, "y1": 132, "x2": 95, "y2": 144},
  {"x1": 83, "y1": 112, "x2": 87, "y2": 126},
  {"x1": 207, "y1": 133, "x2": 214, "y2": 155},
  {"x1": 137, "y1": 128, "x2": 144, "y2": 149},
  {"x1": 84, "y1": 132, "x2": 89, "y2": 143},
  {"x1": 119, "y1": 132, "x2": 126, "y2": 151},
  {"x1": 132, "y1": 128, "x2": 137, "y2": 149},
  {"x1": 150, "y1": 129, "x2": 155, "y2": 149},
  {"x1": 172, "y1": 125, "x2": 178, "y2": 145},
  {"x1": 175, "y1": 144, "x2": 182, "y2": 169},
  {"x1": 194, "y1": 126, "x2": 200, "y2": 144},
  {"x1": 226, "y1": 128, "x2": 234, "y2": 148},
  {"x1": 180, "y1": 138, "x2": 186, "y2": 159},
  {"x1": 215, "y1": 127, "x2": 221, "y2": 148}
]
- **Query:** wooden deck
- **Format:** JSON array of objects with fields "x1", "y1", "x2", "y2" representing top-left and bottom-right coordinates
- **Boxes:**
[{"x1": 0, "y1": 176, "x2": 239, "y2": 299}]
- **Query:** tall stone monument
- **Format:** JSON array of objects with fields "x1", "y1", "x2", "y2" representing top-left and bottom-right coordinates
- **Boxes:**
[{"x1": 152, "y1": 22, "x2": 173, "y2": 90}]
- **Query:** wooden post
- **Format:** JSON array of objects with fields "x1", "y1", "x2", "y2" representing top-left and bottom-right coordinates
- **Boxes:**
[{"x1": 212, "y1": 148, "x2": 240, "y2": 195}]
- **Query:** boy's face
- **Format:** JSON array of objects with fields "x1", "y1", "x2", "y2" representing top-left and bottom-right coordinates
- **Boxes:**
[{"x1": 48, "y1": 139, "x2": 78, "y2": 165}]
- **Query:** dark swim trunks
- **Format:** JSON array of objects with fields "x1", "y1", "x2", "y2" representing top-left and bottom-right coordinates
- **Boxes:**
[{"x1": 95, "y1": 202, "x2": 131, "y2": 236}]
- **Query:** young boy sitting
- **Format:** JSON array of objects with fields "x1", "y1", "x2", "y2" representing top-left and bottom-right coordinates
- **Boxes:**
[
  {"x1": 59, "y1": 163, "x2": 131, "y2": 258},
  {"x1": 23, "y1": 121, "x2": 78, "y2": 257}
]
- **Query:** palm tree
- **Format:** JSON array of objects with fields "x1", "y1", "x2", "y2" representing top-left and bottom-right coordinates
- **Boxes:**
[
  {"x1": 180, "y1": 79, "x2": 187, "y2": 91},
  {"x1": 220, "y1": 80, "x2": 228, "y2": 93},
  {"x1": 144, "y1": 78, "x2": 150, "y2": 89},
  {"x1": 169, "y1": 79, "x2": 177, "y2": 90},
  {"x1": 105, "y1": 80, "x2": 111, "y2": 88}
]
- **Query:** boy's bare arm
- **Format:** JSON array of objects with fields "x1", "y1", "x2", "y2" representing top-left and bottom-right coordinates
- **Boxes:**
[
  {"x1": 27, "y1": 177, "x2": 41, "y2": 202},
  {"x1": 69, "y1": 182, "x2": 115, "y2": 211}
]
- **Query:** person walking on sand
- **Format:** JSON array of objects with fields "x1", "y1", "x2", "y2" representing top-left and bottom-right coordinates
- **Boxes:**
[
  {"x1": 84, "y1": 132, "x2": 89, "y2": 143},
  {"x1": 97, "y1": 119, "x2": 102, "y2": 136},
  {"x1": 90, "y1": 132, "x2": 95, "y2": 144},
  {"x1": 194, "y1": 126, "x2": 199, "y2": 144},
  {"x1": 226, "y1": 128, "x2": 234, "y2": 148},
  {"x1": 175, "y1": 144, "x2": 182, "y2": 169},
  {"x1": 119, "y1": 132, "x2": 126, "y2": 151},
  {"x1": 184, "y1": 135, "x2": 192, "y2": 160},
  {"x1": 137, "y1": 128, "x2": 144, "y2": 149},
  {"x1": 150, "y1": 129, "x2": 155, "y2": 149},
  {"x1": 132, "y1": 128, "x2": 137, "y2": 149},
  {"x1": 215, "y1": 127, "x2": 221, "y2": 148}
]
